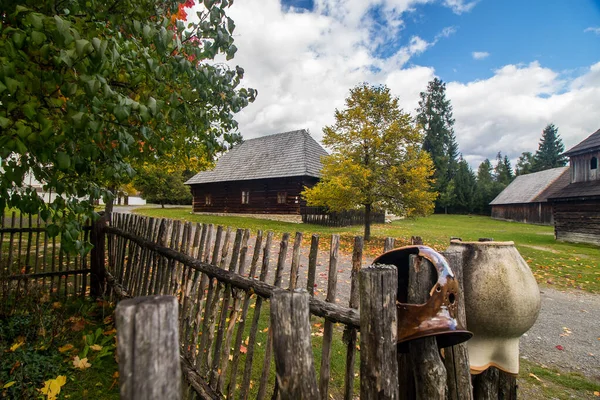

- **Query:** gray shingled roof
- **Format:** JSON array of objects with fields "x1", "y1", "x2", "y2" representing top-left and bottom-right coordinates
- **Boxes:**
[
  {"x1": 548, "y1": 180, "x2": 600, "y2": 200},
  {"x1": 185, "y1": 129, "x2": 329, "y2": 185},
  {"x1": 564, "y1": 128, "x2": 600, "y2": 157},
  {"x1": 490, "y1": 167, "x2": 570, "y2": 205}
]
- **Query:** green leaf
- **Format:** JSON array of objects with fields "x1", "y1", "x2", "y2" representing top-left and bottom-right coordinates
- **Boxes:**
[
  {"x1": 57, "y1": 152, "x2": 71, "y2": 170},
  {"x1": 0, "y1": 81, "x2": 6, "y2": 94},
  {"x1": 28, "y1": 13, "x2": 44, "y2": 29},
  {"x1": 75, "y1": 39, "x2": 90, "y2": 57},
  {"x1": 147, "y1": 97, "x2": 157, "y2": 115},
  {"x1": 23, "y1": 103, "x2": 36, "y2": 120},
  {"x1": 5, "y1": 77, "x2": 19, "y2": 94},
  {"x1": 31, "y1": 31, "x2": 46, "y2": 46},
  {"x1": 0, "y1": 116, "x2": 9, "y2": 128},
  {"x1": 114, "y1": 106, "x2": 130, "y2": 122},
  {"x1": 12, "y1": 32, "x2": 25, "y2": 48}
]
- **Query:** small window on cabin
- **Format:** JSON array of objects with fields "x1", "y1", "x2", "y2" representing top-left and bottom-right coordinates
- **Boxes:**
[
  {"x1": 277, "y1": 192, "x2": 287, "y2": 204},
  {"x1": 241, "y1": 190, "x2": 250, "y2": 204},
  {"x1": 591, "y1": 157, "x2": 598, "y2": 170},
  {"x1": 205, "y1": 194, "x2": 212, "y2": 206}
]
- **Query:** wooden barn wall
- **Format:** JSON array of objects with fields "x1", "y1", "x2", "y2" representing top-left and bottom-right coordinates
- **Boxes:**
[
  {"x1": 553, "y1": 200, "x2": 600, "y2": 246},
  {"x1": 491, "y1": 202, "x2": 554, "y2": 225},
  {"x1": 189, "y1": 176, "x2": 319, "y2": 214},
  {"x1": 571, "y1": 150, "x2": 600, "y2": 183}
]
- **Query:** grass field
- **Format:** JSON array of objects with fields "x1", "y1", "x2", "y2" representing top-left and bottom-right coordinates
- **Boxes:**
[{"x1": 133, "y1": 206, "x2": 600, "y2": 293}]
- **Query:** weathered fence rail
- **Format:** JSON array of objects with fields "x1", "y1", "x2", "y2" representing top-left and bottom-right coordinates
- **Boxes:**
[{"x1": 301, "y1": 206, "x2": 385, "y2": 227}]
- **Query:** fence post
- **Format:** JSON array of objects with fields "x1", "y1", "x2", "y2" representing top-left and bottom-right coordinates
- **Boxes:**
[
  {"x1": 408, "y1": 254, "x2": 447, "y2": 399},
  {"x1": 360, "y1": 264, "x2": 399, "y2": 400},
  {"x1": 90, "y1": 212, "x2": 107, "y2": 298},
  {"x1": 116, "y1": 295, "x2": 181, "y2": 400},
  {"x1": 441, "y1": 251, "x2": 473, "y2": 400},
  {"x1": 270, "y1": 289, "x2": 320, "y2": 400}
]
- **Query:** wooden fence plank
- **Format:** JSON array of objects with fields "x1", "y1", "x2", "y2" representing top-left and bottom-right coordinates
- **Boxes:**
[
  {"x1": 343, "y1": 235, "x2": 363, "y2": 400},
  {"x1": 441, "y1": 251, "x2": 473, "y2": 400},
  {"x1": 319, "y1": 234, "x2": 340, "y2": 400},
  {"x1": 240, "y1": 231, "x2": 273, "y2": 400},
  {"x1": 256, "y1": 232, "x2": 289, "y2": 400},
  {"x1": 227, "y1": 230, "x2": 263, "y2": 399},
  {"x1": 116, "y1": 295, "x2": 181, "y2": 400},
  {"x1": 408, "y1": 254, "x2": 447, "y2": 400},
  {"x1": 270, "y1": 289, "x2": 320, "y2": 400},
  {"x1": 306, "y1": 234, "x2": 319, "y2": 296},
  {"x1": 360, "y1": 264, "x2": 399, "y2": 400},
  {"x1": 288, "y1": 232, "x2": 303, "y2": 290}
]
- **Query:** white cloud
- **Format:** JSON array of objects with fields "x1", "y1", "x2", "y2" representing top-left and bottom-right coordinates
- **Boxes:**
[
  {"x1": 213, "y1": 0, "x2": 600, "y2": 171},
  {"x1": 443, "y1": 0, "x2": 478, "y2": 14},
  {"x1": 472, "y1": 51, "x2": 490, "y2": 60},
  {"x1": 584, "y1": 27, "x2": 600, "y2": 34}
]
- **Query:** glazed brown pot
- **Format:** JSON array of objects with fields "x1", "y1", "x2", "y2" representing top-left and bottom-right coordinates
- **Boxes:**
[{"x1": 447, "y1": 240, "x2": 541, "y2": 375}]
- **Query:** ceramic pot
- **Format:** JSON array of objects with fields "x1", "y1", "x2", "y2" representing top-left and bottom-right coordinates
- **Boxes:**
[{"x1": 447, "y1": 240, "x2": 541, "y2": 375}]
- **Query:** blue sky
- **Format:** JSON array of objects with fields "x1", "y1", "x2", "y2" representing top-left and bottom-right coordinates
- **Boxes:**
[{"x1": 217, "y1": 0, "x2": 600, "y2": 168}]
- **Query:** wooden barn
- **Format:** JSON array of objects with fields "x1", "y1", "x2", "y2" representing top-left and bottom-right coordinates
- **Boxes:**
[
  {"x1": 490, "y1": 166, "x2": 570, "y2": 225},
  {"x1": 549, "y1": 128, "x2": 600, "y2": 245},
  {"x1": 185, "y1": 129, "x2": 328, "y2": 215}
]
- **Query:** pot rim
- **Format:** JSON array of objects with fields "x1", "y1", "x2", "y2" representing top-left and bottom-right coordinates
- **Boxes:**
[{"x1": 449, "y1": 240, "x2": 515, "y2": 246}]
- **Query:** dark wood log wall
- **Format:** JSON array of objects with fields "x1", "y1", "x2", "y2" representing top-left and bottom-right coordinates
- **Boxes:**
[
  {"x1": 491, "y1": 203, "x2": 554, "y2": 225},
  {"x1": 553, "y1": 199, "x2": 600, "y2": 246},
  {"x1": 189, "y1": 176, "x2": 319, "y2": 214},
  {"x1": 570, "y1": 151, "x2": 600, "y2": 183}
]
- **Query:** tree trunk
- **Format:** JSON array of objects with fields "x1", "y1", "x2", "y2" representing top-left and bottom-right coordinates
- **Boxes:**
[
  {"x1": 364, "y1": 204, "x2": 371, "y2": 241},
  {"x1": 161, "y1": 202, "x2": 165, "y2": 209},
  {"x1": 104, "y1": 186, "x2": 116, "y2": 223}
]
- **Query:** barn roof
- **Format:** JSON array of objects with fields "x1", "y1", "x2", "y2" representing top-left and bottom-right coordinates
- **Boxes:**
[
  {"x1": 564, "y1": 128, "x2": 600, "y2": 157},
  {"x1": 548, "y1": 180, "x2": 600, "y2": 200},
  {"x1": 489, "y1": 167, "x2": 570, "y2": 205},
  {"x1": 185, "y1": 129, "x2": 328, "y2": 185}
]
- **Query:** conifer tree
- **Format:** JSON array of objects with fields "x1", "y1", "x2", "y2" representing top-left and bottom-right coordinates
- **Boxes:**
[
  {"x1": 416, "y1": 78, "x2": 459, "y2": 211},
  {"x1": 474, "y1": 159, "x2": 495, "y2": 214},
  {"x1": 532, "y1": 124, "x2": 567, "y2": 171},
  {"x1": 453, "y1": 158, "x2": 476, "y2": 214},
  {"x1": 515, "y1": 152, "x2": 534, "y2": 176}
]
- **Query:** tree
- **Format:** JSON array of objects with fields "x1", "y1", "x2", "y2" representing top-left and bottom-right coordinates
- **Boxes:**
[
  {"x1": 532, "y1": 124, "x2": 567, "y2": 171},
  {"x1": 416, "y1": 78, "x2": 459, "y2": 211},
  {"x1": 302, "y1": 84, "x2": 436, "y2": 240},
  {"x1": 515, "y1": 152, "x2": 534, "y2": 176},
  {"x1": 494, "y1": 152, "x2": 514, "y2": 186},
  {"x1": 0, "y1": 1, "x2": 255, "y2": 252},
  {"x1": 453, "y1": 158, "x2": 476, "y2": 214},
  {"x1": 474, "y1": 159, "x2": 495, "y2": 214},
  {"x1": 134, "y1": 167, "x2": 192, "y2": 208}
]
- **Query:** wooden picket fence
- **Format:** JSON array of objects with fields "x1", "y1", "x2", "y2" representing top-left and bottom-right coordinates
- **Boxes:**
[
  {"x1": 300, "y1": 206, "x2": 385, "y2": 227},
  {"x1": 0, "y1": 210, "x2": 517, "y2": 399},
  {"x1": 0, "y1": 211, "x2": 92, "y2": 313}
]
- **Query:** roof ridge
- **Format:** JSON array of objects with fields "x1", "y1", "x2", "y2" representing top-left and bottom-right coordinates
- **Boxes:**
[{"x1": 241, "y1": 129, "x2": 308, "y2": 143}]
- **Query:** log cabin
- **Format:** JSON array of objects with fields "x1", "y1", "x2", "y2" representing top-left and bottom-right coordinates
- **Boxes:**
[
  {"x1": 489, "y1": 166, "x2": 570, "y2": 225},
  {"x1": 549, "y1": 128, "x2": 600, "y2": 245},
  {"x1": 185, "y1": 129, "x2": 328, "y2": 215}
]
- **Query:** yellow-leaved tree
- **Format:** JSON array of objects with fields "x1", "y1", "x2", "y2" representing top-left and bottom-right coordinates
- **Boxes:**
[{"x1": 302, "y1": 84, "x2": 437, "y2": 240}]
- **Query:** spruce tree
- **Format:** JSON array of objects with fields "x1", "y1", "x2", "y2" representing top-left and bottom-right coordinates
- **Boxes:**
[
  {"x1": 532, "y1": 124, "x2": 567, "y2": 171},
  {"x1": 475, "y1": 159, "x2": 494, "y2": 214},
  {"x1": 416, "y1": 78, "x2": 459, "y2": 211},
  {"x1": 515, "y1": 152, "x2": 534, "y2": 176},
  {"x1": 453, "y1": 158, "x2": 477, "y2": 214}
]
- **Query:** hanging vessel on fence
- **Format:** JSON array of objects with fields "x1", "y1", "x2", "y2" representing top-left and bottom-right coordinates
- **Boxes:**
[
  {"x1": 373, "y1": 245, "x2": 472, "y2": 353},
  {"x1": 447, "y1": 240, "x2": 541, "y2": 375}
]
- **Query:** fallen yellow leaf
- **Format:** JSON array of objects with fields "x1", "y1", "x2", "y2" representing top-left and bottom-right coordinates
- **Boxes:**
[
  {"x1": 3, "y1": 381, "x2": 16, "y2": 389},
  {"x1": 529, "y1": 373, "x2": 542, "y2": 382},
  {"x1": 73, "y1": 356, "x2": 91, "y2": 370},
  {"x1": 90, "y1": 344, "x2": 103, "y2": 351},
  {"x1": 9, "y1": 336, "x2": 25, "y2": 352},
  {"x1": 58, "y1": 344, "x2": 74, "y2": 353},
  {"x1": 39, "y1": 375, "x2": 67, "y2": 400}
]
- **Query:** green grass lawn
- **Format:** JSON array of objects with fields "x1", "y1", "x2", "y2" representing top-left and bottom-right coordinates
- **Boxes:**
[{"x1": 133, "y1": 207, "x2": 600, "y2": 293}]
